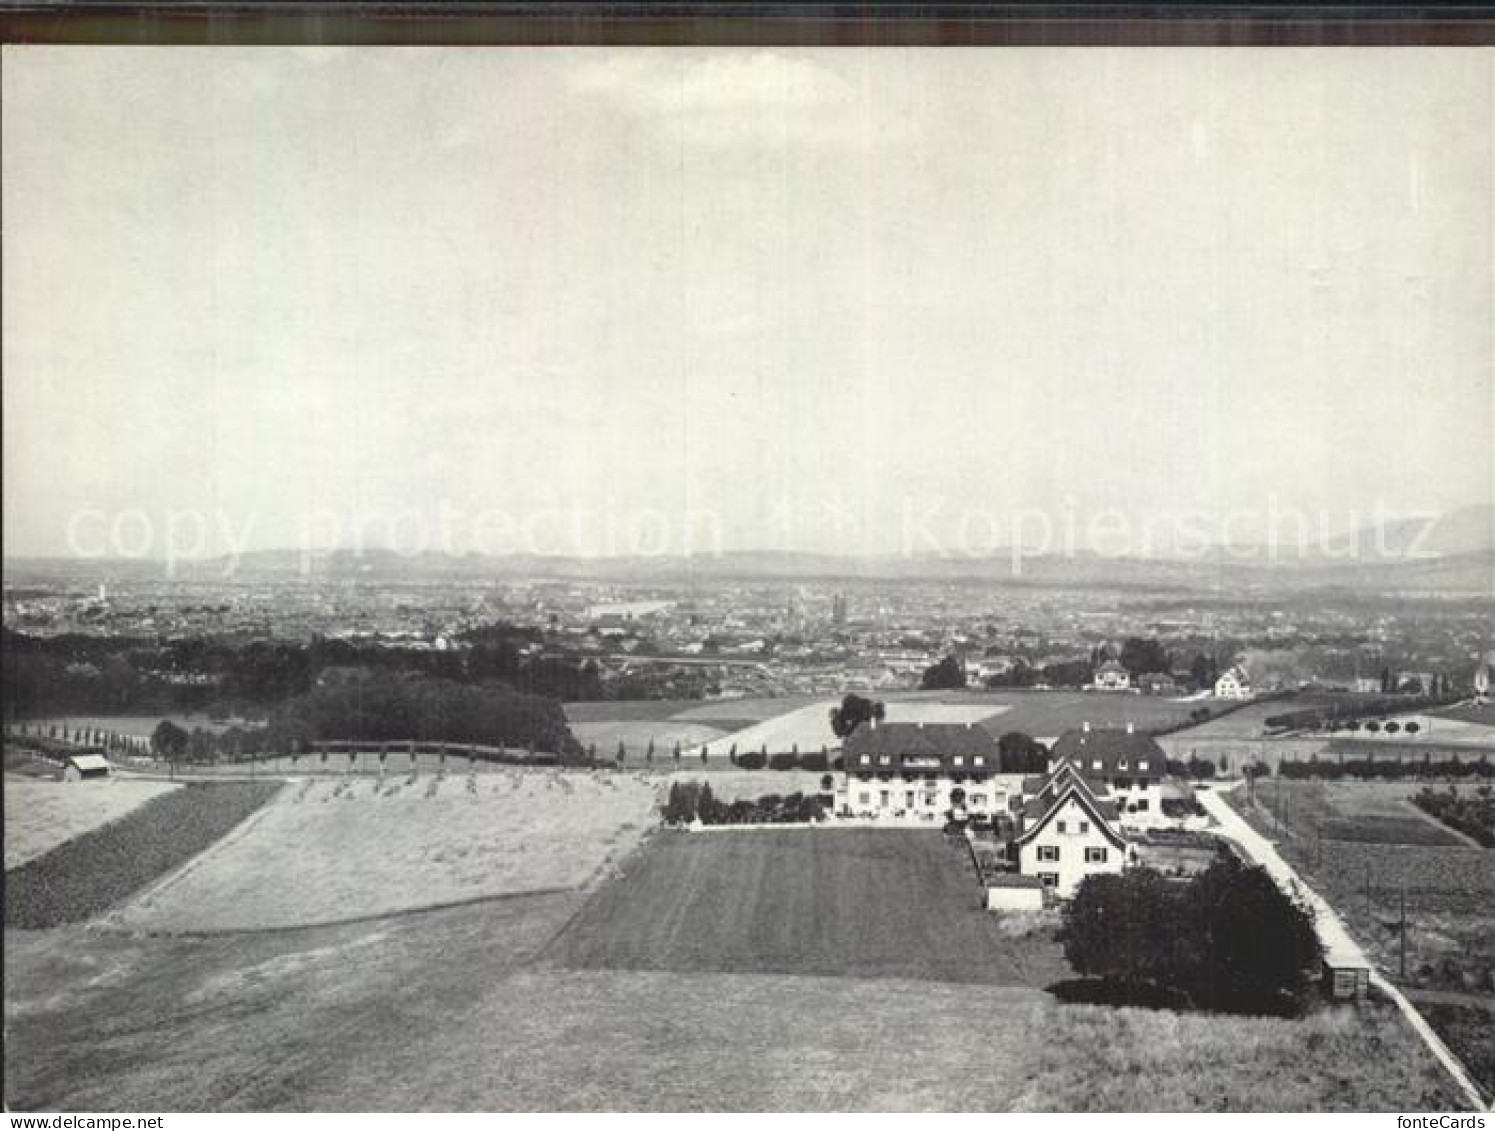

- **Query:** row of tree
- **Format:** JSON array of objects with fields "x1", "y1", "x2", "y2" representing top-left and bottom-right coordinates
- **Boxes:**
[
  {"x1": 1277, "y1": 754, "x2": 1493, "y2": 781},
  {"x1": 662, "y1": 781, "x2": 829, "y2": 825}
]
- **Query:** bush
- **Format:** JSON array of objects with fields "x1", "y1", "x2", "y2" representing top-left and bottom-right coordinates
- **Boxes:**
[
  {"x1": 797, "y1": 751, "x2": 829, "y2": 771},
  {"x1": 768, "y1": 751, "x2": 798, "y2": 770},
  {"x1": 1062, "y1": 856, "x2": 1321, "y2": 1015},
  {"x1": 736, "y1": 749, "x2": 767, "y2": 770}
]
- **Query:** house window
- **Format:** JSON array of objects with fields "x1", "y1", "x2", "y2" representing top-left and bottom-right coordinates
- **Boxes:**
[
  {"x1": 973, "y1": 756, "x2": 985, "y2": 766},
  {"x1": 1037, "y1": 845, "x2": 1060, "y2": 862},
  {"x1": 1118, "y1": 760, "x2": 1129, "y2": 771},
  {"x1": 1091, "y1": 759, "x2": 1102, "y2": 770},
  {"x1": 1085, "y1": 846, "x2": 1108, "y2": 864},
  {"x1": 877, "y1": 755, "x2": 891, "y2": 765},
  {"x1": 858, "y1": 791, "x2": 871, "y2": 805},
  {"x1": 924, "y1": 793, "x2": 937, "y2": 807},
  {"x1": 879, "y1": 790, "x2": 889, "y2": 806},
  {"x1": 905, "y1": 790, "x2": 915, "y2": 808},
  {"x1": 1056, "y1": 821, "x2": 1067, "y2": 834},
  {"x1": 1138, "y1": 760, "x2": 1149, "y2": 770},
  {"x1": 1038, "y1": 872, "x2": 1059, "y2": 888},
  {"x1": 953, "y1": 755, "x2": 964, "y2": 766},
  {"x1": 970, "y1": 794, "x2": 985, "y2": 809},
  {"x1": 859, "y1": 755, "x2": 870, "y2": 765},
  {"x1": 1079, "y1": 821, "x2": 1089, "y2": 834},
  {"x1": 1135, "y1": 799, "x2": 1149, "y2": 811}
]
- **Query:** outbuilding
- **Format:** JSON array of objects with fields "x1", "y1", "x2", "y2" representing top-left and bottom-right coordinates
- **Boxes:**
[
  {"x1": 985, "y1": 874, "x2": 1047, "y2": 912},
  {"x1": 62, "y1": 753, "x2": 111, "y2": 781}
]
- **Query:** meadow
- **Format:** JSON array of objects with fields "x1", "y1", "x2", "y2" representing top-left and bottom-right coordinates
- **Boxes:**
[
  {"x1": 4, "y1": 779, "x2": 180, "y2": 869},
  {"x1": 5, "y1": 782, "x2": 282, "y2": 930},
  {"x1": 550, "y1": 829, "x2": 1070, "y2": 986},
  {"x1": 5, "y1": 829, "x2": 1468, "y2": 1112},
  {"x1": 111, "y1": 770, "x2": 661, "y2": 932}
]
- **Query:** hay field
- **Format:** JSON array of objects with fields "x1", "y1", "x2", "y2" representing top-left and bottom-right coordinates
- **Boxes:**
[
  {"x1": 569, "y1": 719, "x2": 727, "y2": 756},
  {"x1": 111, "y1": 771, "x2": 660, "y2": 932},
  {"x1": 5, "y1": 780, "x2": 181, "y2": 870}
]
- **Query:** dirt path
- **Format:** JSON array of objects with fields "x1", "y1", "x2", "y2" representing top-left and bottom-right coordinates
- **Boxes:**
[{"x1": 1199, "y1": 785, "x2": 1490, "y2": 1112}]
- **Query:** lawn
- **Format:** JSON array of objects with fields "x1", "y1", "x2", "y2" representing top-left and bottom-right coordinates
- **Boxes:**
[
  {"x1": 5, "y1": 782, "x2": 282, "y2": 929},
  {"x1": 110, "y1": 770, "x2": 661, "y2": 932},
  {"x1": 4, "y1": 780, "x2": 181, "y2": 869},
  {"x1": 549, "y1": 828, "x2": 1072, "y2": 987},
  {"x1": 4, "y1": 897, "x2": 1466, "y2": 1112}
]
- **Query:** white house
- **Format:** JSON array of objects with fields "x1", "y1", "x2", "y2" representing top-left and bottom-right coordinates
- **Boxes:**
[
  {"x1": 1214, "y1": 664, "x2": 1252, "y2": 700},
  {"x1": 1013, "y1": 766, "x2": 1129, "y2": 897},
  {"x1": 839, "y1": 721, "x2": 1019, "y2": 820},
  {"x1": 1092, "y1": 660, "x2": 1131, "y2": 692}
]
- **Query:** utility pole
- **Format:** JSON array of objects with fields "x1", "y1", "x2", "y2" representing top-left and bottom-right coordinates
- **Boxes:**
[{"x1": 1399, "y1": 887, "x2": 1408, "y2": 980}]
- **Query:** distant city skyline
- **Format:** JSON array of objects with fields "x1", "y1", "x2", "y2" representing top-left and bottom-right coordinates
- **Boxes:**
[{"x1": 3, "y1": 46, "x2": 1491, "y2": 560}]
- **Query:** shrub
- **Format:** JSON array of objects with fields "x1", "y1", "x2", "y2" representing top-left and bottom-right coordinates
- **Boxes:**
[
  {"x1": 1062, "y1": 856, "x2": 1321, "y2": 1015},
  {"x1": 768, "y1": 751, "x2": 798, "y2": 770},
  {"x1": 797, "y1": 751, "x2": 829, "y2": 771},
  {"x1": 736, "y1": 749, "x2": 767, "y2": 770}
]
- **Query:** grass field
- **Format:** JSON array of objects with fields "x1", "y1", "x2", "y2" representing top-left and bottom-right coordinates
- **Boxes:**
[
  {"x1": 4, "y1": 780, "x2": 181, "y2": 869},
  {"x1": 27, "y1": 714, "x2": 257, "y2": 739},
  {"x1": 5, "y1": 782, "x2": 282, "y2": 930},
  {"x1": 569, "y1": 719, "x2": 727, "y2": 755},
  {"x1": 5, "y1": 845, "x2": 1467, "y2": 1111},
  {"x1": 110, "y1": 771, "x2": 661, "y2": 932},
  {"x1": 549, "y1": 829, "x2": 1084, "y2": 987}
]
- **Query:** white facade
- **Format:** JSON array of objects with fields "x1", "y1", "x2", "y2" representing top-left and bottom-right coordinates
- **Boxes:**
[
  {"x1": 1214, "y1": 666, "x2": 1252, "y2": 699},
  {"x1": 1017, "y1": 793, "x2": 1126, "y2": 897},
  {"x1": 840, "y1": 771, "x2": 1024, "y2": 819},
  {"x1": 1093, "y1": 662, "x2": 1131, "y2": 691}
]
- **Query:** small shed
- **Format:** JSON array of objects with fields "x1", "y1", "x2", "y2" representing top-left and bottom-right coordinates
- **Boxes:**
[
  {"x1": 986, "y1": 874, "x2": 1046, "y2": 912},
  {"x1": 1322, "y1": 956, "x2": 1371, "y2": 1001},
  {"x1": 62, "y1": 754, "x2": 111, "y2": 782}
]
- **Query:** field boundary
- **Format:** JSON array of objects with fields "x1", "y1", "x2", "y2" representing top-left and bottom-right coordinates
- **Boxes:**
[
  {"x1": 93, "y1": 884, "x2": 577, "y2": 939},
  {"x1": 100, "y1": 781, "x2": 287, "y2": 921}
]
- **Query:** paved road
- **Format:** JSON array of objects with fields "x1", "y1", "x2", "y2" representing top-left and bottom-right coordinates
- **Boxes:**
[{"x1": 1198, "y1": 784, "x2": 1490, "y2": 1112}]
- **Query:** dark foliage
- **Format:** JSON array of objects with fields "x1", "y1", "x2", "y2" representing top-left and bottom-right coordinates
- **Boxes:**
[
  {"x1": 662, "y1": 781, "x2": 826, "y2": 825},
  {"x1": 1061, "y1": 856, "x2": 1322, "y2": 1015},
  {"x1": 829, "y1": 693, "x2": 886, "y2": 738},
  {"x1": 5, "y1": 782, "x2": 282, "y2": 929},
  {"x1": 920, "y1": 655, "x2": 966, "y2": 691},
  {"x1": 997, "y1": 731, "x2": 1048, "y2": 774}
]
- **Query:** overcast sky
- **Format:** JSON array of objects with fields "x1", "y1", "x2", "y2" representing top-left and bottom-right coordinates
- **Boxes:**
[{"x1": 3, "y1": 46, "x2": 1491, "y2": 559}]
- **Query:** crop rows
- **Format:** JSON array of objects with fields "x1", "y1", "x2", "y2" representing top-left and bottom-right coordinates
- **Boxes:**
[{"x1": 4, "y1": 781, "x2": 282, "y2": 929}]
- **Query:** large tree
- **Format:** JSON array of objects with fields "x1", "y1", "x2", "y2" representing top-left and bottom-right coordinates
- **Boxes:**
[
  {"x1": 920, "y1": 655, "x2": 966, "y2": 691},
  {"x1": 1119, "y1": 637, "x2": 1171, "y2": 678},
  {"x1": 1063, "y1": 857, "x2": 1322, "y2": 1014},
  {"x1": 997, "y1": 731, "x2": 1048, "y2": 773},
  {"x1": 151, "y1": 719, "x2": 189, "y2": 760},
  {"x1": 829, "y1": 693, "x2": 885, "y2": 738}
]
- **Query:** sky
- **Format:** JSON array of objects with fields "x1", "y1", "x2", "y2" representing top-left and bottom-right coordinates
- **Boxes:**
[{"x1": 3, "y1": 46, "x2": 1491, "y2": 560}]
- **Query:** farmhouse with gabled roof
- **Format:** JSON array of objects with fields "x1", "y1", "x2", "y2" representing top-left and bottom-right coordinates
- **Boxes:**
[{"x1": 1013, "y1": 759, "x2": 1129, "y2": 897}]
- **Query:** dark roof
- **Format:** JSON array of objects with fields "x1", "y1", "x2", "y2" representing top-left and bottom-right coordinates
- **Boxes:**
[
  {"x1": 1015, "y1": 781, "x2": 1128, "y2": 849},
  {"x1": 843, "y1": 721, "x2": 1000, "y2": 772},
  {"x1": 1049, "y1": 728, "x2": 1165, "y2": 772}
]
